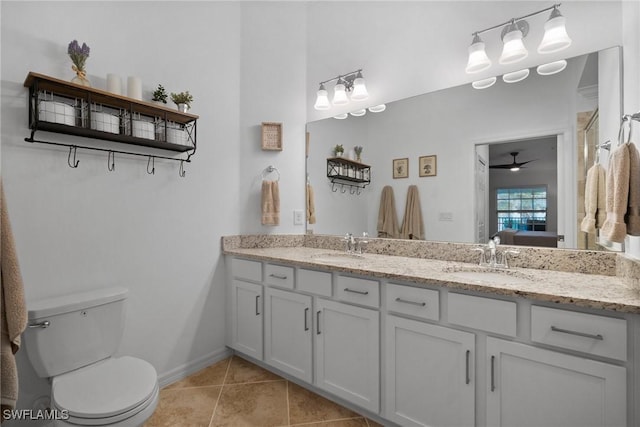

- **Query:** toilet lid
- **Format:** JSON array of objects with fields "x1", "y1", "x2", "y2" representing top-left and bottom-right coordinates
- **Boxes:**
[{"x1": 52, "y1": 356, "x2": 157, "y2": 419}]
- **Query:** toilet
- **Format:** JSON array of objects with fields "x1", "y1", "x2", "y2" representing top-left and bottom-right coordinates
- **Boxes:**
[{"x1": 23, "y1": 287, "x2": 159, "y2": 426}]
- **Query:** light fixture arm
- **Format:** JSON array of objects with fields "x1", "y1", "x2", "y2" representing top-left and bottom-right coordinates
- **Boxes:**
[
  {"x1": 471, "y1": 3, "x2": 561, "y2": 37},
  {"x1": 318, "y1": 69, "x2": 363, "y2": 91}
]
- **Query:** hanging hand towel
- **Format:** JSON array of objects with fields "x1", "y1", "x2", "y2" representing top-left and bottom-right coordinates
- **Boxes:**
[
  {"x1": 601, "y1": 144, "x2": 630, "y2": 243},
  {"x1": 261, "y1": 180, "x2": 280, "y2": 226},
  {"x1": 1, "y1": 181, "x2": 28, "y2": 411},
  {"x1": 400, "y1": 185, "x2": 425, "y2": 240},
  {"x1": 627, "y1": 142, "x2": 640, "y2": 235},
  {"x1": 377, "y1": 186, "x2": 399, "y2": 238},
  {"x1": 306, "y1": 183, "x2": 316, "y2": 225},
  {"x1": 580, "y1": 163, "x2": 606, "y2": 233}
]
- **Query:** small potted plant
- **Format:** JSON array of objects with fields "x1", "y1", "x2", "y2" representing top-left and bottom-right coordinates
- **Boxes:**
[
  {"x1": 170, "y1": 91, "x2": 193, "y2": 112},
  {"x1": 354, "y1": 145, "x2": 363, "y2": 162},
  {"x1": 333, "y1": 144, "x2": 344, "y2": 157},
  {"x1": 152, "y1": 84, "x2": 168, "y2": 105}
]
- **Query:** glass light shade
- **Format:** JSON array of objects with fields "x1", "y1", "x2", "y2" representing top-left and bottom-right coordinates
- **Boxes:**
[
  {"x1": 332, "y1": 82, "x2": 349, "y2": 105},
  {"x1": 314, "y1": 87, "x2": 330, "y2": 110},
  {"x1": 351, "y1": 77, "x2": 369, "y2": 101},
  {"x1": 333, "y1": 113, "x2": 348, "y2": 120},
  {"x1": 538, "y1": 11, "x2": 571, "y2": 54},
  {"x1": 510, "y1": 166, "x2": 520, "y2": 172},
  {"x1": 499, "y1": 28, "x2": 528, "y2": 64},
  {"x1": 350, "y1": 109, "x2": 367, "y2": 117},
  {"x1": 537, "y1": 60, "x2": 567, "y2": 76},
  {"x1": 503, "y1": 68, "x2": 530, "y2": 83},
  {"x1": 368, "y1": 104, "x2": 386, "y2": 113},
  {"x1": 472, "y1": 76, "x2": 497, "y2": 89},
  {"x1": 465, "y1": 36, "x2": 492, "y2": 74}
]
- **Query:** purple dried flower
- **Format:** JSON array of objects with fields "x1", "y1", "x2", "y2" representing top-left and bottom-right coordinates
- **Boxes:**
[{"x1": 67, "y1": 39, "x2": 90, "y2": 70}]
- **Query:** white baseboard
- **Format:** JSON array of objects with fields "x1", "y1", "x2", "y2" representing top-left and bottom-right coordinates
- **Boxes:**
[{"x1": 157, "y1": 347, "x2": 232, "y2": 388}]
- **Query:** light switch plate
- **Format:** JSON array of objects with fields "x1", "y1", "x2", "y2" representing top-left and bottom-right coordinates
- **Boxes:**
[{"x1": 293, "y1": 209, "x2": 304, "y2": 225}]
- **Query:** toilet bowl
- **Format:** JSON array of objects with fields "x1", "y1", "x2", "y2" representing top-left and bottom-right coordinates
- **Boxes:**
[{"x1": 23, "y1": 287, "x2": 159, "y2": 427}]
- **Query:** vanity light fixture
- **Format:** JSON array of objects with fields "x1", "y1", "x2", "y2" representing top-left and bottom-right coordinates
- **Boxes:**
[
  {"x1": 333, "y1": 113, "x2": 348, "y2": 120},
  {"x1": 368, "y1": 104, "x2": 386, "y2": 113},
  {"x1": 350, "y1": 109, "x2": 367, "y2": 117},
  {"x1": 314, "y1": 69, "x2": 369, "y2": 110},
  {"x1": 465, "y1": 4, "x2": 571, "y2": 73}
]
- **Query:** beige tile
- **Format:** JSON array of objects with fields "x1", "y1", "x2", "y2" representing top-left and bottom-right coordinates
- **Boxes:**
[
  {"x1": 145, "y1": 385, "x2": 221, "y2": 427},
  {"x1": 165, "y1": 357, "x2": 231, "y2": 390},
  {"x1": 225, "y1": 356, "x2": 282, "y2": 384},
  {"x1": 288, "y1": 382, "x2": 360, "y2": 425},
  {"x1": 211, "y1": 381, "x2": 288, "y2": 427},
  {"x1": 290, "y1": 418, "x2": 368, "y2": 427}
]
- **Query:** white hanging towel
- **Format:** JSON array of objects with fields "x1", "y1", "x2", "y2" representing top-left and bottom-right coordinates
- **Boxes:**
[{"x1": 580, "y1": 163, "x2": 606, "y2": 234}]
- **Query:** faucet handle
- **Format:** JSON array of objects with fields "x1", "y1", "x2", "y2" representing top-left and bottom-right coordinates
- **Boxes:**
[{"x1": 503, "y1": 249, "x2": 520, "y2": 268}]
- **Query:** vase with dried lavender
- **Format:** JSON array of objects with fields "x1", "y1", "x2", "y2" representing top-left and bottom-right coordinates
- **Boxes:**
[{"x1": 68, "y1": 40, "x2": 91, "y2": 87}]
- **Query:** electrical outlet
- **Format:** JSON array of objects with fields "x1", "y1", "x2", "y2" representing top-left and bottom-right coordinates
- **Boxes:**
[{"x1": 293, "y1": 209, "x2": 304, "y2": 225}]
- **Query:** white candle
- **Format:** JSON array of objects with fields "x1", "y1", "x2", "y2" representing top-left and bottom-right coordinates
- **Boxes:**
[
  {"x1": 127, "y1": 76, "x2": 142, "y2": 100},
  {"x1": 106, "y1": 73, "x2": 122, "y2": 95}
]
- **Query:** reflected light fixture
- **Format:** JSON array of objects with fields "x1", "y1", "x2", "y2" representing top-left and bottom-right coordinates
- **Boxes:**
[
  {"x1": 503, "y1": 68, "x2": 530, "y2": 83},
  {"x1": 465, "y1": 4, "x2": 571, "y2": 74},
  {"x1": 350, "y1": 109, "x2": 367, "y2": 117},
  {"x1": 333, "y1": 113, "x2": 348, "y2": 120},
  {"x1": 537, "y1": 59, "x2": 567, "y2": 75},
  {"x1": 472, "y1": 76, "x2": 497, "y2": 89},
  {"x1": 368, "y1": 104, "x2": 386, "y2": 113},
  {"x1": 313, "y1": 69, "x2": 369, "y2": 110}
]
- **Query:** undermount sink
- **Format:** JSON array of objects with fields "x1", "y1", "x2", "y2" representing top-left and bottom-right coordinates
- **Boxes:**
[
  {"x1": 312, "y1": 252, "x2": 368, "y2": 265},
  {"x1": 442, "y1": 265, "x2": 534, "y2": 285}
]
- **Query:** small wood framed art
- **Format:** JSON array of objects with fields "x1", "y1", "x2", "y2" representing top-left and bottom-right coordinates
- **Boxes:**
[
  {"x1": 419, "y1": 155, "x2": 437, "y2": 177},
  {"x1": 393, "y1": 158, "x2": 409, "y2": 179},
  {"x1": 261, "y1": 122, "x2": 283, "y2": 151}
]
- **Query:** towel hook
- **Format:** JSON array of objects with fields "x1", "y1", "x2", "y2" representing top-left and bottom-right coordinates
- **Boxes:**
[
  {"x1": 179, "y1": 160, "x2": 186, "y2": 178},
  {"x1": 331, "y1": 182, "x2": 338, "y2": 192},
  {"x1": 341, "y1": 184, "x2": 347, "y2": 194},
  {"x1": 147, "y1": 156, "x2": 155, "y2": 175},
  {"x1": 262, "y1": 165, "x2": 280, "y2": 182},
  {"x1": 107, "y1": 151, "x2": 115, "y2": 172},
  {"x1": 618, "y1": 116, "x2": 630, "y2": 146},
  {"x1": 67, "y1": 145, "x2": 79, "y2": 168}
]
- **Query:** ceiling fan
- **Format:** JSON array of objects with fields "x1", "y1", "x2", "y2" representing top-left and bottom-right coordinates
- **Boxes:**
[{"x1": 489, "y1": 152, "x2": 535, "y2": 171}]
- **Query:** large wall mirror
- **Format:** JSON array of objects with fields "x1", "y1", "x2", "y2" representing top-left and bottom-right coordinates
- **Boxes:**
[{"x1": 306, "y1": 46, "x2": 622, "y2": 250}]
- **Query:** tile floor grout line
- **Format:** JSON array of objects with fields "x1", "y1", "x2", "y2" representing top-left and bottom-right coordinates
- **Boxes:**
[
  {"x1": 288, "y1": 416, "x2": 367, "y2": 426},
  {"x1": 224, "y1": 378, "x2": 287, "y2": 386},
  {"x1": 207, "y1": 356, "x2": 233, "y2": 427}
]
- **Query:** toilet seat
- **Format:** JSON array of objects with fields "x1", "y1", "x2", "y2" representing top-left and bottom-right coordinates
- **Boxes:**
[{"x1": 51, "y1": 356, "x2": 158, "y2": 425}]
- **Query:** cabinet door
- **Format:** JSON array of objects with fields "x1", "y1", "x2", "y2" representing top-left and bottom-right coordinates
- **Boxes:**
[
  {"x1": 486, "y1": 337, "x2": 626, "y2": 427},
  {"x1": 315, "y1": 298, "x2": 379, "y2": 413},
  {"x1": 385, "y1": 315, "x2": 475, "y2": 427},
  {"x1": 264, "y1": 288, "x2": 313, "y2": 382},
  {"x1": 230, "y1": 280, "x2": 263, "y2": 360}
]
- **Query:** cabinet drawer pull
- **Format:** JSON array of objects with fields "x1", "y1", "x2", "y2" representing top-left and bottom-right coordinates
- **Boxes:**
[
  {"x1": 255, "y1": 295, "x2": 260, "y2": 316},
  {"x1": 344, "y1": 288, "x2": 369, "y2": 295},
  {"x1": 465, "y1": 350, "x2": 471, "y2": 385},
  {"x1": 550, "y1": 326, "x2": 603, "y2": 341},
  {"x1": 490, "y1": 355, "x2": 496, "y2": 392},
  {"x1": 395, "y1": 297, "x2": 426, "y2": 307},
  {"x1": 28, "y1": 320, "x2": 50, "y2": 329},
  {"x1": 269, "y1": 273, "x2": 288, "y2": 280},
  {"x1": 304, "y1": 307, "x2": 309, "y2": 331},
  {"x1": 317, "y1": 311, "x2": 322, "y2": 335}
]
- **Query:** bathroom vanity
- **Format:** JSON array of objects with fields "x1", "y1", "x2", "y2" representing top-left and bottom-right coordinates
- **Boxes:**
[{"x1": 223, "y1": 235, "x2": 640, "y2": 427}]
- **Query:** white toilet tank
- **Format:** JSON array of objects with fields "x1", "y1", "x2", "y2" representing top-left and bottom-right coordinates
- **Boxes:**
[{"x1": 24, "y1": 287, "x2": 128, "y2": 378}]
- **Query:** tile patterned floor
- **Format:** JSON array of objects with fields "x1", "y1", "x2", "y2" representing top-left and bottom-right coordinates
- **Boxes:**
[{"x1": 145, "y1": 355, "x2": 384, "y2": 427}]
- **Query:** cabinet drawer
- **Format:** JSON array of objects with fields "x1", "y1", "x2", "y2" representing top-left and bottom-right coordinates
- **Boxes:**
[
  {"x1": 448, "y1": 293, "x2": 516, "y2": 336},
  {"x1": 297, "y1": 269, "x2": 332, "y2": 297},
  {"x1": 265, "y1": 264, "x2": 294, "y2": 289},
  {"x1": 231, "y1": 258, "x2": 262, "y2": 282},
  {"x1": 531, "y1": 306, "x2": 627, "y2": 361},
  {"x1": 386, "y1": 283, "x2": 439, "y2": 321},
  {"x1": 336, "y1": 276, "x2": 379, "y2": 308}
]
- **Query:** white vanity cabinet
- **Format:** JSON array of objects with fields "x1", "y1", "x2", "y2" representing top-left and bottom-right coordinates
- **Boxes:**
[
  {"x1": 229, "y1": 279, "x2": 263, "y2": 360},
  {"x1": 385, "y1": 315, "x2": 475, "y2": 427},
  {"x1": 486, "y1": 337, "x2": 627, "y2": 427},
  {"x1": 264, "y1": 287, "x2": 313, "y2": 382},
  {"x1": 315, "y1": 297, "x2": 380, "y2": 413}
]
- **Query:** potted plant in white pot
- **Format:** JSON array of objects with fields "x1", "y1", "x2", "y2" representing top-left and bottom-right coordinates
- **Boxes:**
[
  {"x1": 333, "y1": 144, "x2": 344, "y2": 157},
  {"x1": 170, "y1": 91, "x2": 193, "y2": 112},
  {"x1": 152, "y1": 84, "x2": 168, "y2": 105}
]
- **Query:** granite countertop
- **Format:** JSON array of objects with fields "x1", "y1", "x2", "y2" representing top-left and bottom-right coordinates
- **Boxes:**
[{"x1": 225, "y1": 246, "x2": 640, "y2": 314}]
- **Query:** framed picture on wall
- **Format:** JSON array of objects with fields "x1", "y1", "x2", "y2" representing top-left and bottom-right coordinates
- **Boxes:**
[
  {"x1": 393, "y1": 158, "x2": 409, "y2": 179},
  {"x1": 419, "y1": 155, "x2": 437, "y2": 177}
]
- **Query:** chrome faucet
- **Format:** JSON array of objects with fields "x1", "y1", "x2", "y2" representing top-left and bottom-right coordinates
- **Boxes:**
[
  {"x1": 344, "y1": 233, "x2": 356, "y2": 253},
  {"x1": 345, "y1": 232, "x2": 369, "y2": 254},
  {"x1": 473, "y1": 237, "x2": 519, "y2": 268}
]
